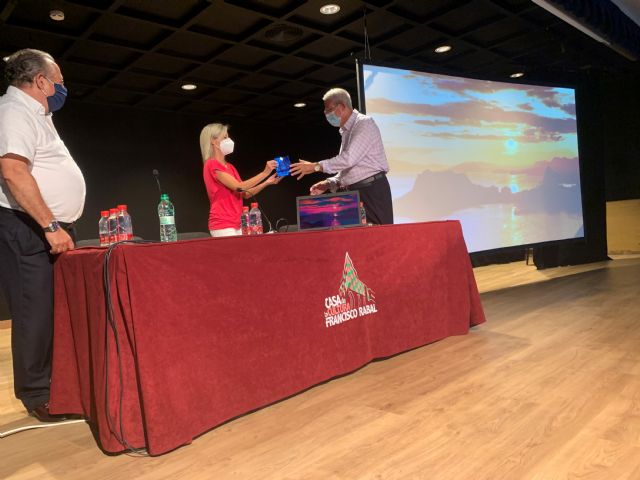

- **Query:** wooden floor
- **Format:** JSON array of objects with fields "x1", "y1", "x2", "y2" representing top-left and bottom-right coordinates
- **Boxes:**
[{"x1": 1, "y1": 202, "x2": 640, "y2": 479}]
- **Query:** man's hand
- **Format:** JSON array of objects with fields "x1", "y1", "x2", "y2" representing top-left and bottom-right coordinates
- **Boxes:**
[
  {"x1": 45, "y1": 229, "x2": 74, "y2": 255},
  {"x1": 310, "y1": 180, "x2": 330, "y2": 195},
  {"x1": 290, "y1": 159, "x2": 318, "y2": 180},
  {"x1": 264, "y1": 160, "x2": 277, "y2": 174}
]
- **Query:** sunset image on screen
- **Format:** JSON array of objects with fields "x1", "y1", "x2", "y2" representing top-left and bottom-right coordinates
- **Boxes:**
[
  {"x1": 298, "y1": 193, "x2": 360, "y2": 230},
  {"x1": 362, "y1": 64, "x2": 584, "y2": 252}
]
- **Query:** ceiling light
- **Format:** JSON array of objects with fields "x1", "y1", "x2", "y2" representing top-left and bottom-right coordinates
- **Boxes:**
[
  {"x1": 3, "y1": 56, "x2": 9, "y2": 62},
  {"x1": 49, "y1": 10, "x2": 65, "y2": 21},
  {"x1": 320, "y1": 4, "x2": 340, "y2": 15},
  {"x1": 264, "y1": 24, "x2": 303, "y2": 43},
  {"x1": 434, "y1": 45, "x2": 452, "y2": 53},
  {"x1": 181, "y1": 84, "x2": 197, "y2": 91},
  {"x1": 510, "y1": 72, "x2": 525, "y2": 78},
  {"x1": 293, "y1": 102, "x2": 306, "y2": 108}
]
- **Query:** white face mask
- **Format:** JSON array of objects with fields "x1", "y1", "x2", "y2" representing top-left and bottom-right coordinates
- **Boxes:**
[{"x1": 219, "y1": 138, "x2": 234, "y2": 156}]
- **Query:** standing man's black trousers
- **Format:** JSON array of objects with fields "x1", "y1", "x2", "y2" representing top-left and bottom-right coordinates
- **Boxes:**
[
  {"x1": 354, "y1": 175, "x2": 394, "y2": 225},
  {"x1": 0, "y1": 206, "x2": 55, "y2": 411}
]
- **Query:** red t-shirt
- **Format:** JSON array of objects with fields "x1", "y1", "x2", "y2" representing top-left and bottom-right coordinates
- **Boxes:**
[{"x1": 203, "y1": 159, "x2": 243, "y2": 230}]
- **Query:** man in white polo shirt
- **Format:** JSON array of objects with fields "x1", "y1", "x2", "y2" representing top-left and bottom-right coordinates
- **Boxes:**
[{"x1": 0, "y1": 49, "x2": 85, "y2": 421}]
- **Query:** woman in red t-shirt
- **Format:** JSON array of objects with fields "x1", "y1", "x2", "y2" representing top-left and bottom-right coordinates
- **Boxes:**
[{"x1": 200, "y1": 123, "x2": 281, "y2": 237}]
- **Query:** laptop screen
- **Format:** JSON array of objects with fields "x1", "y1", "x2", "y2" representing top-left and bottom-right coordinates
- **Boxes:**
[{"x1": 296, "y1": 191, "x2": 361, "y2": 231}]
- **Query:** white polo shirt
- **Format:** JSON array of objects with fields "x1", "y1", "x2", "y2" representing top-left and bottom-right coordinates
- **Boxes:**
[{"x1": 0, "y1": 86, "x2": 86, "y2": 223}]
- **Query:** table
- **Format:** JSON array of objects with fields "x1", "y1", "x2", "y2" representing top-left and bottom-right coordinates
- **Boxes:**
[{"x1": 50, "y1": 221, "x2": 485, "y2": 455}]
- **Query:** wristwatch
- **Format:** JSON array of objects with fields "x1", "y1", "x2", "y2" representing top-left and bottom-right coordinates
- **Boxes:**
[
  {"x1": 314, "y1": 163, "x2": 321, "y2": 172},
  {"x1": 43, "y1": 220, "x2": 61, "y2": 233}
]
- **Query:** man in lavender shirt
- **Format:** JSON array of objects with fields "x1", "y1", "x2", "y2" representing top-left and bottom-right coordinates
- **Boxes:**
[{"x1": 290, "y1": 88, "x2": 394, "y2": 225}]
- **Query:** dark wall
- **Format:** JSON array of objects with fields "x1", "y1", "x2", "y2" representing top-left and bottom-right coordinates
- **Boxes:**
[
  {"x1": 0, "y1": 291, "x2": 6, "y2": 320},
  {"x1": 600, "y1": 73, "x2": 640, "y2": 201},
  {"x1": 53, "y1": 101, "x2": 340, "y2": 241}
]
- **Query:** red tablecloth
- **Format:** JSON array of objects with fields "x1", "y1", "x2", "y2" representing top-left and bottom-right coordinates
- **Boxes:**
[{"x1": 50, "y1": 221, "x2": 485, "y2": 455}]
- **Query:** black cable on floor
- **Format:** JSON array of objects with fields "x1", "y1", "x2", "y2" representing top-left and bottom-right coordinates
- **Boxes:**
[{"x1": 102, "y1": 240, "x2": 155, "y2": 455}]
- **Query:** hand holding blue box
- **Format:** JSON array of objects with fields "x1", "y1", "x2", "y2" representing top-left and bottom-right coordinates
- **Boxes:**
[{"x1": 275, "y1": 155, "x2": 291, "y2": 177}]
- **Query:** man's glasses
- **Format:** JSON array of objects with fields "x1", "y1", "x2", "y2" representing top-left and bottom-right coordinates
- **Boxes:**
[{"x1": 324, "y1": 104, "x2": 340, "y2": 114}]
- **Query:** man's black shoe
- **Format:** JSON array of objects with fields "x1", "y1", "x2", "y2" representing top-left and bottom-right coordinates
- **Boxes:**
[{"x1": 29, "y1": 402, "x2": 75, "y2": 422}]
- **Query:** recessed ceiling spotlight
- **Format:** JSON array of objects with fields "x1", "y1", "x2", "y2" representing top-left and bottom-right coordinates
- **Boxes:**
[
  {"x1": 181, "y1": 84, "x2": 197, "y2": 91},
  {"x1": 294, "y1": 102, "x2": 306, "y2": 108},
  {"x1": 49, "y1": 10, "x2": 65, "y2": 21},
  {"x1": 320, "y1": 4, "x2": 340, "y2": 15},
  {"x1": 510, "y1": 72, "x2": 525, "y2": 78},
  {"x1": 434, "y1": 45, "x2": 452, "y2": 53},
  {"x1": 264, "y1": 24, "x2": 303, "y2": 43}
]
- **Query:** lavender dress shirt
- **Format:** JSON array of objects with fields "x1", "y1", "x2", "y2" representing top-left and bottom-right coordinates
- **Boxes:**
[{"x1": 319, "y1": 109, "x2": 389, "y2": 189}]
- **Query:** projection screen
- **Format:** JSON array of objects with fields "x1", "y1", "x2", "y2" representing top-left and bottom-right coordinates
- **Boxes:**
[{"x1": 359, "y1": 63, "x2": 584, "y2": 253}]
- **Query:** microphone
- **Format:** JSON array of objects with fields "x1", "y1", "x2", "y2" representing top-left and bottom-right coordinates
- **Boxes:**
[
  {"x1": 275, "y1": 218, "x2": 290, "y2": 233},
  {"x1": 152, "y1": 169, "x2": 162, "y2": 195},
  {"x1": 260, "y1": 204, "x2": 274, "y2": 233}
]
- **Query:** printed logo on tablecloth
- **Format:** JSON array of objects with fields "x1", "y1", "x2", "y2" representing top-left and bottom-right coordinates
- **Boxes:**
[{"x1": 324, "y1": 252, "x2": 377, "y2": 328}]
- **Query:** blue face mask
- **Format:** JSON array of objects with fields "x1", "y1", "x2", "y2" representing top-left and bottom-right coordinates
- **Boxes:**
[
  {"x1": 46, "y1": 82, "x2": 68, "y2": 112},
  {"x1": 325, "y1": 108, "x2": 341, "y2": 127}
]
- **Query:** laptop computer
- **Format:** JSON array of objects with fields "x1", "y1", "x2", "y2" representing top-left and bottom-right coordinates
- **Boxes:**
[{"x1": 296, "y1": 191, "x2": 362, "y2": 231}]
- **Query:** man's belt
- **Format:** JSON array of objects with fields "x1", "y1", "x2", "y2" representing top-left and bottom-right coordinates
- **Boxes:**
[
  {"x1": 0, "y1": 206, "x2": 75, "y2": 231},
  {"x1": 58, "y1": 220, "x2": 76, "y2": 231},
  {"x1": 347, "y1": 172, "x2": 386, "y2": 190}
]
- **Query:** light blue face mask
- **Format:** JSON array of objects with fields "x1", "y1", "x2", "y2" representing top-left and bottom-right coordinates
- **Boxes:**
[{"x1": 325, "y1": 107, "x2": 341, "y2": 127}]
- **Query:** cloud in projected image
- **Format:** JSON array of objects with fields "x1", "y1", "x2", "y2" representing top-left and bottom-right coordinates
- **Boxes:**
[
  {"x1": 367, "y1": 97, "x2": 577, "y2": 138},
  {"x1": 362, "y1": 64, "x2": 584, "y2": 252}
]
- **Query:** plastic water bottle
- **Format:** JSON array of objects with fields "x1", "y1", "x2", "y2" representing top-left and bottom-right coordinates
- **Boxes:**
[
  {"x1": 359, "y1": 202, "x2": 367, "y2": 225},
  {"x1": 248, "y1": 202, "x2": 262, "y2": 235},
  {"x1": 158, "y1": 193, "x2": 177, "y2": 242},
  {"x1": 117, "y1": 204, "x2": 133, "y2": 241},
  {"x1": 98, "y1": 210, "x2": 109, "y2": 246},
  {"x1": 240, "y1": 206, "x2": 250, "y2": 235},
  {"x1": 108, "y1": 208, "x2": 119, "y2": 244}
]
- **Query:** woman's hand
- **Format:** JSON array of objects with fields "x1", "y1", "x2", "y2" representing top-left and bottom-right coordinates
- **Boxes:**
[
  {"x1": 264, "y1": 160, "x2": 277, "y2": 174},
  {"x1": 264, "y1": 173, "x2": 282, "y2": 186}
]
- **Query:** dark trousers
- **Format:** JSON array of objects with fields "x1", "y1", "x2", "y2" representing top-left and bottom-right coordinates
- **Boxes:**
[
  {"x1": 0, "y1": 207, "x2": 56, "y2": 411},
  {"x1": 353, "y1": 175, "x2": 394, "y2": 225}
]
